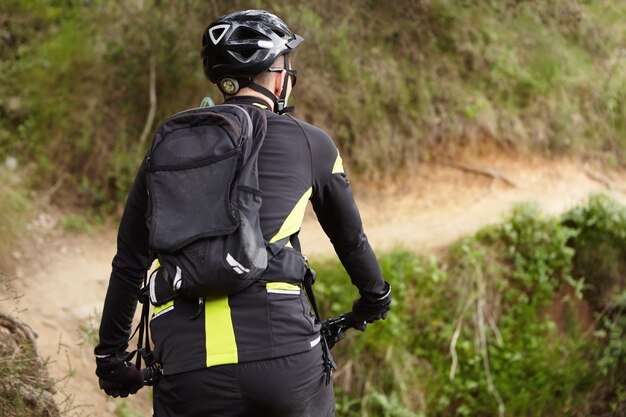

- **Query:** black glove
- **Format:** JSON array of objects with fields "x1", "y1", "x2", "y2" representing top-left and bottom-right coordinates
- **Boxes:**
[
  {"x1": 95, "y1": 351, "x2": 144, "y2": 398},
  {"x1": 345, "y1": 281, "x2": 392, "y2": 331}
]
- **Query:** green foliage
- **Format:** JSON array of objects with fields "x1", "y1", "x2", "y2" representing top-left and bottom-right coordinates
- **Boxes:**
[
  {"x1": 79, "y1": 310, "x2": 100, "y2": 346},
  {"x1": 314, "y1": 197, "x2": 626, "y2": 416},
  {"x1": 562, "y1": 194, "x2": 626, "y2": 309},
  {"x1": 562, "y1": 195, "x2": 626, "y2": 414},
  {"x1": 2, "y1": 0, "x2": 626, "y2": 212},
  {"x1": 1, "y1": 1, "x2": 222, "y2": 211},
  {"x1": 114, "y1": 400, "x2": 147, "y2": 417},
  {"x1": 61, "y1": 211, "x2": 102, "y2": 235},
  {"x1": 476, "y1": 203, "x2": 576, "y2": 309},
  {"x1": 0, "y1": 167, "x2": 32, "y2": 271},
  {"x1": 593, "y1": 291, "x2": 626, "y2": 414}
]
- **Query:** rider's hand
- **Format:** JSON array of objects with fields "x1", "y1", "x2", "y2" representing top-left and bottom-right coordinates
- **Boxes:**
[
  {"x1": 345, "y1": 281, "x2": 392, "y2": 331},
  {"x1": 95, "y1": 351, "x2": 144, "y2": 398}
]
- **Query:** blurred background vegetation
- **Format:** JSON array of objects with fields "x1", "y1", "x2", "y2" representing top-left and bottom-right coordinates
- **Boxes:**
[
  {"x1": 1, "y1": 1, "x2": 625, "y2": 416},
  {"x1": 0, "y1": 0, "x2": 624, "y2": 212}
]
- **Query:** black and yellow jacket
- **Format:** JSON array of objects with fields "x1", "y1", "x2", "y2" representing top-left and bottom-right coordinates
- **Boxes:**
[{"x1": 96, "y1": 96, "x2": 387, "y2": 375}]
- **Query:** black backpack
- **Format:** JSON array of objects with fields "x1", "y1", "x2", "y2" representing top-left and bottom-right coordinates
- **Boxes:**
[
  {"x1": 144, "y1": 104, "x2": 282, "y2": 300},
  {"x1": 135, "y1": 103, "x2": 335, "y2": 386}
]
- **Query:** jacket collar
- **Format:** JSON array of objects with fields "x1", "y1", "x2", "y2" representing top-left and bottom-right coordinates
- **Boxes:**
[{"x1": 224, "y1": 95, "x2": 270, "y2": 110}]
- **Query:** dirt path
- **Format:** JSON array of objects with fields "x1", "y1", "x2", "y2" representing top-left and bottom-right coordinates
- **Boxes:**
[
  {"x1": 1, "y1": 153, "x2": 625, "y2": 416},
  {"x1": 302, "y1": 153, "x2": 626, "y2": 255}
]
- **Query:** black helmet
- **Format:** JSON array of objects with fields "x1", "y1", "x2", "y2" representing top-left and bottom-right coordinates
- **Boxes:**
[{"x1": 201, "y1": 10, "x2": 303, "y2": 84}]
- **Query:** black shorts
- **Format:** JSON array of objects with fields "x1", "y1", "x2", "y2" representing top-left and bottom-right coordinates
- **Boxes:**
[{"x1": 153, "y1": 344, "x2": 335, "y2": 417}]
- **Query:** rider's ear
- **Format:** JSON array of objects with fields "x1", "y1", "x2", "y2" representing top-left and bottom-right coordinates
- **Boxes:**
[{"x1": 273, "y1": 70, "x2": 286, "y2": 97}]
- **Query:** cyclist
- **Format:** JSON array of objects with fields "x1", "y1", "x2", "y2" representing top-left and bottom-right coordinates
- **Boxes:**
[{"x1": 94, "y1": 9, "x2": 391, "y2": 417}]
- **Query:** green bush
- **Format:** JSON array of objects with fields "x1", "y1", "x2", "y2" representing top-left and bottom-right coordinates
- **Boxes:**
[
  {"x1": 313, "y1": 197, "x2": 626, "y2": 416},
  {"x1": 591, "y1": 291, "x2": 626, "y2": 416},
  {"x1": 562, "y1": 195, "x2": 626, "y2": 415},
  {"x1": 562, "y1": 194, "x2": 626, "y2": 310}
]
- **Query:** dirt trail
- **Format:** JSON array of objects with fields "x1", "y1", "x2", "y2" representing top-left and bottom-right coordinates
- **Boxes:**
[{"x1": 1, "y1": 153, "x2": 625, "y2": 416}]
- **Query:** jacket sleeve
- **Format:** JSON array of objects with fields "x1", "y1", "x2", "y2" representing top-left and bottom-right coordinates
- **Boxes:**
[
  {"x1": 309, "y1": 135, "x2": 387, "y2": 298},
  {"x1": 95, "y1": 161, "x2": 153, "y2": 357}
]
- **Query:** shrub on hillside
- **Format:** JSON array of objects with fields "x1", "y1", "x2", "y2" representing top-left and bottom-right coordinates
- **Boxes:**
[
  {"x1": 563, "y1": 194, "x2": 626, "y2": 310},
  {"x1": 563, "y1": 194, "x2": 626, "y2": 415},
  {"x1": 313, "y1": 196, "x2": 626, "y2": 417}
]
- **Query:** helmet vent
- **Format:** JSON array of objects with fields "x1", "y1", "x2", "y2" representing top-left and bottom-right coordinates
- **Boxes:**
[
  {"x1": 209, "y1": 24, "x2": 230, "y2": 45},
  {"x1": 272, "y1": 29, "x2": 286, "y2": 38},
  {"x1": 230, "y1": 49, "x2": 258, "y2": 62},
  {"x1": 231, "y1": 26, "x2": 264, "y2": 42}
]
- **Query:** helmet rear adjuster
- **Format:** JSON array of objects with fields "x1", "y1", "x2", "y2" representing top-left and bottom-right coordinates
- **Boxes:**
[{"x1": 219, "y1": 78, "x2": 240, "y2": 95}]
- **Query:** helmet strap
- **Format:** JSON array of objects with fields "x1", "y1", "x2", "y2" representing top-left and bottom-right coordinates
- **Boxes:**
[
  {"x1": 277, "y1": 56, "x2": 294, "y2": 114},
  {"x1": 246, "y1": 55, "x2": 294, "y2": 115},
  {"x1": 247, "y1": 80, "x2": 294, "y2": 115},
  {"x1": 247, "y1": 81, "x2": 280, "y2": 110},
  {"x1": 276, "y1": 72, "x2": 290, "y2": 114}
]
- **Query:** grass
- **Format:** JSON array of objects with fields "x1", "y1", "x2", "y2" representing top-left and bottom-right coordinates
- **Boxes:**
[
  {"x1": 0, "y1": 167, "x2": 32, "y2": 273},
  {"x1": 79, "y1": 311, "x2": 100, "y2": 347},
  {"x1": 61, "y1": 212, "x2": 102, "y2": 235},
  {"x1": 115, "y1": 400, "x2": 147, "y2": 417},
  {"x1": 0, "y1": 314, "x2": 61, "y2": 417}
]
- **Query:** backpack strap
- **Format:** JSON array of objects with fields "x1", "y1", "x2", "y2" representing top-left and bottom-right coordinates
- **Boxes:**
[
  {"x1": 265, "y1": 236, "x2": 290, "y2": 257},
  {"x1": 289, "y1": 231, "x2": 302, "y2": 252},
  {"x1": 219, "y1": 104, "x2": 259, "y2": 155},
  {"x1": 266, "y1": 230, "x2": 333, "y2": 382},
  {"x1": 134, "y1": 256, "x2": 162, "y2": 384},
  {"x1": 303, "y1": 260, "x2": 336, "y2": 385}
]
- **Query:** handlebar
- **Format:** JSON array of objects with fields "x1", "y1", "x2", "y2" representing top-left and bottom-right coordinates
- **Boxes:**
[{"x1": 321, "y1": 313, "x2": 353, "y2": 350}]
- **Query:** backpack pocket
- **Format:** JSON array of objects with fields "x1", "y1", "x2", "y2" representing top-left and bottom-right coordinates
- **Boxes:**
[
  {"x1": 263, "y1": 246, "x2": 308, "y2": 283},
  {"x1": 156, "y1": 207, "x2": 269, "y2": 298},
  {"x1": 147, "y1": 150, "x2": 239, "y2": 253}
]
